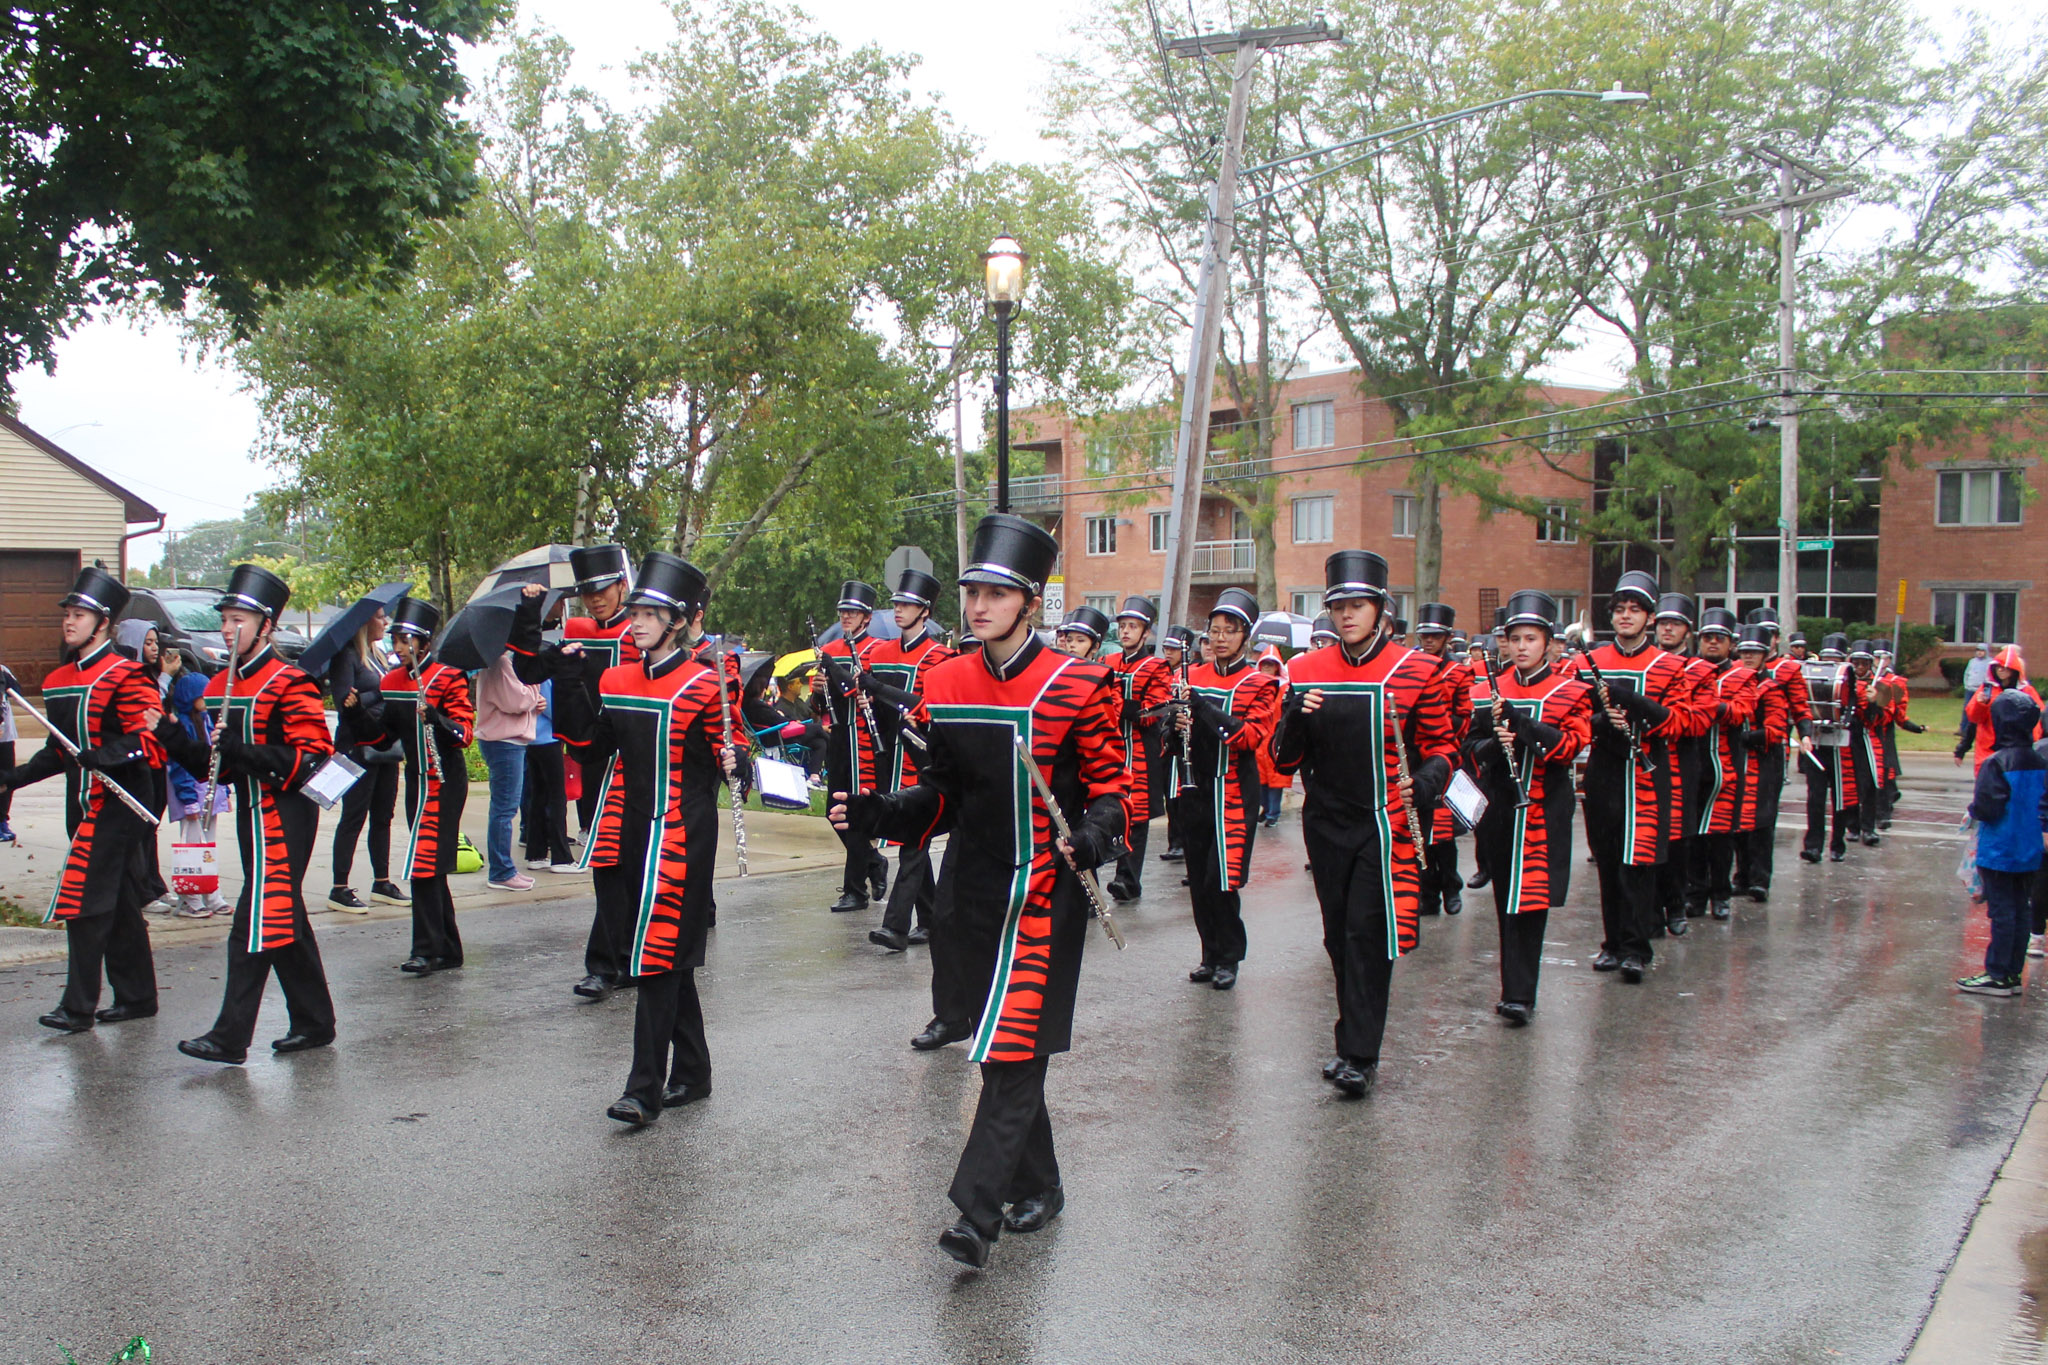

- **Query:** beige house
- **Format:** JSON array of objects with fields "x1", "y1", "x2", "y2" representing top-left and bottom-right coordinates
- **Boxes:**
[{"x1": 0, "y1": 415, "x2": 161, "y2": 689}]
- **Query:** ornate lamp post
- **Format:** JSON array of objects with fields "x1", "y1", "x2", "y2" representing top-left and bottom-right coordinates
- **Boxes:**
[{"x1": 983, "y1": 233, "x2": 1027, "y2": 513}]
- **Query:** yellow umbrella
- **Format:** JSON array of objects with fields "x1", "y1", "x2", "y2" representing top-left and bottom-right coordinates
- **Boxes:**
[{"x1": 773, "y1": 648, "x2": 820, "y2": 683}]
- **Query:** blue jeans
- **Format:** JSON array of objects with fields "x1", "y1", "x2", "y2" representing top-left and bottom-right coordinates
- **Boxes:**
[
  {"x1": 479, "y1": 740, "x2": 529, "y2": 882},
  {"x1": 1982, "y1": 867, "x2": 2035, "y2": 979}
]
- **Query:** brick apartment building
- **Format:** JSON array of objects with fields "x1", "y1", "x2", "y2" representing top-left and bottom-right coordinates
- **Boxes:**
[{"x1": 1012, "y1": 365, "x2": 2039, "y2": 688}]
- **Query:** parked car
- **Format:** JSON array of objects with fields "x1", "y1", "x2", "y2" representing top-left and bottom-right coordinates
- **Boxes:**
[{"x1": 120, "y1": 588, "x2": 309, "y2": 673}]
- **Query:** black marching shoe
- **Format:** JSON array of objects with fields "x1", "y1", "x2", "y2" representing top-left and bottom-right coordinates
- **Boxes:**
[
  {"x1": 271, "y1": 1031, "x2": 334, "y2": 1054},
  {"x1": 829, "y1": 890, "x2": 869, "y2": 913},
  {"x1": 1591, "y1": 951, "x2": 1621, "y2": 972},
  {"x1": 1106, "y1": 879, "x2": 1137, "y2": 903},
  {"x1": 399, "y1": 956, "x2": 438, "y2": 974},
  {"x1": 606, "y1": 1096, "x2": 658, "y2": 1126},
  {"x1": 1210, "y1": 966, "x2": 1238, "y2": 991},
  {"x1": 1322, "y1": 1056, "x2": 1344, "y2": 1080},
  {"x1": 906, "y1": 925, "x2": 930, "y2": 945},
  {"x1": 661, "y1": 1079, "x2": 711, "y2": 1108},
  {"x1": 94, "y1": 1002, "x2": 157, "y2": 1023},
  {"x1": 1666, "y1": 915, "x2": 1689, "y2": 938},
  {"x1": 1618, "y1": 958, "x2": 1646, "y2": 984},
  {"x1": 178, "y1": 1037, "x2": 246, "y2": 1064},
  {"x1": 39, "y1": 1008, "x2": 94, "y2": 1033},
  {"x1": 1443, "y1": 892, "x2": 1462, "y2": 917},
  {"x1": 939, "y1": 1219, "x2": 995, "y2": 1269},
  {"x1": 1710, "y1": 900, "x2": 1732, "y2": 921},
  {"x1": 1467, "y1": 867, "x2": 1492, "y2": 890},
  {"x1": 1328, "y1": 1058, "x2": 1376, "y2": 1098},
  {"x1": 1799, "y1": 848, "x2": 1822, "y2": 863},
  {"x1": 870, "y1": 867, "x2": 889, "y2": 901},
  {"x1": 1862, "y1": 835, "x2": 1881, "y2": 848},
  {"x1": 1003, "y1": 1184, "x2": 1065, "y2": 1233},
  {"x1": 869, "y1": 928, "x2": 909, "y2": 952},
  {"x1": 912, "y1": 1018, "x2": 971, "y2": 1051},
  {"x1": 573, "y1": 974, "x2": 612, "y2": 999},
  {"x1": 1747, "y1": 885, "x2": 1770, "y2": 903},
  {"x1": 1829, "y1": 849, "x2": 1846, "y2": 862},
  {"x1": 1495, "y1": 1001, "x2": 1533, "y2": 1027},
  {"x1": 1684, "y1": 902, "x2": 1706, "y2": 919},
  {"x1": 1188, "y1": 963, "x2": 1216, "y2": 983},
  {"x1": 1159, "y1": 845, "x2": 1184, "y2": 863}
]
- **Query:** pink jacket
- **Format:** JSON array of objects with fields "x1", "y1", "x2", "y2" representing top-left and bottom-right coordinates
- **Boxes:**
[{"x1": 474, "y1": 653, "x2": 542, "y2": 743}]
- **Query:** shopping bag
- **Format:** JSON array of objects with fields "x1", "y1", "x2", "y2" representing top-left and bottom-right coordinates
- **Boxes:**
[
  {"x1": 171, "y1": 842, "x2": 220, "y2": 897},
  {"x1": 454, "y1": 833, "x2": 484, "y2": 875}
]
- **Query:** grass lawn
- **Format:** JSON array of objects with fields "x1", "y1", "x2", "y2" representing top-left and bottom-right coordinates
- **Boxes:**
[
  {"x1": 0, "y1": 895, "x2": 48, "y2": 929},
  {"x1": 1898, "y1": 694, "x2": 1964, "y2": 753}
]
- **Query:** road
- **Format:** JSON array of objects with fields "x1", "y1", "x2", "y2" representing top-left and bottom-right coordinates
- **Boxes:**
[{"x1": 0, "y1": 766, "x2": 2033, "y2": 1364}]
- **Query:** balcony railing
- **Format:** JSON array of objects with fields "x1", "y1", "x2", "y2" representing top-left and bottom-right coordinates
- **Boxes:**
[
  {"x1": 1190, "y1": 538, "x2": 1255, "y2": 582},
  {"x1": 987, "y1": 475, "x2": 1063, "y2": 512}
]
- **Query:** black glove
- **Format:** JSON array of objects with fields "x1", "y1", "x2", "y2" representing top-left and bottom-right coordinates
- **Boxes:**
[
  {"x1": 839, "y1": 791, "x2": 883, "y2": 840},
  {"x1": 420, "y1": 705, "x2": 463, "y2": 738},
  {"x1": 1740, "y1": 728, "x2": 1770, "y2": 750},
  {"x1": 1063, "y1": 821, "x2": 1111, "y2": 869},
  {"x1": 76, "y1": 738, "x2": 141, "y2": 771},
  {"x1": 1899, "y1": 718, "x2": 1926, "y2": 734}
]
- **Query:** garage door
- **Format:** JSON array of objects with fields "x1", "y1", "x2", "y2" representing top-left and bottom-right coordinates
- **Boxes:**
[{"x1": 0, "y1": 550, "x2": 81, "y2": 691}]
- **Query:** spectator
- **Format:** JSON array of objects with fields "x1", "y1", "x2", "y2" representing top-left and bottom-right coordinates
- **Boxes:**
[
  {"x1": 329, "y1": 608, "x2": 402, "y2": 912},
  {"x1": 769, "y1": 668, "x2": 827, "y2": 781},
  {"x1": 115, "y1": 621, "x2": 177, "y2": 910},
  {"x1": 474, "y1": 650, "x2": 541, "y2": 890},
  {"x1": 1963, "y1": 644, "x2": 1991, "y2": 695},
  {"x1": 164, "y1": 646, "x2": 232, "y2": 916},
  {"x1": 1256, "y1": 644, "x2": 1287, "y2": 826},
  {"x1": 1959, "y1": 690, "x2": 2048, "y2": 996},
  {"x1": 1960, "y1": 646, "x2": 2044, "y2": 771},
  {"x1": 522, "y1": 678, "x2": 575, "y2": 872}
]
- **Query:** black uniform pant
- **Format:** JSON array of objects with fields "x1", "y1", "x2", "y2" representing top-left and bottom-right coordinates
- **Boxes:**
[
  {"x1": 1658, "y1": 838, "x2": 1690, "y2": 920},
  {"x1": 1740, "y1": 750, "x2": 1785, "y2": 889},
  {"x1": 1115, "y1": 811, "x2": 1150, "y2": 891},
  {"x1": 839, "y1": 827, "x2": 887, "y2": 899},
  {"x1": 1315, "y1": 849, "x2": 1396, "y2": 1064},
  {"x1": 1589, "y1": 846, "x2": 1659, "y2": 964},
  {"x1": 1163, "y1": 790, "x2": 1183, "y2": 854},
  {"x1": 1495, "y1": 907, "x2": 1548, "y2": 1008},
  {"x1": 624, "y1": 966, "x2": 709, "y2": 1110},
  {"x1": 1697, "y1": 832, "x2": 1740, "y2": 903},
  {"x1": 1803, "y1": 768, "x2": 1855, "y2": 857},
  {"x1": 1420, "y1": 837, "x2": 1462, "y2": 914},
  {"x1": 881, "y1": 841, "x2": 935, "y2": 935},
  {"x1": 409, "y1": 874, "x2": 464, "y2": 965},
  {"x1": 1183, "y1": 800, "x2": 1251, "y2": 967},
  {"x1": 949, "y1": 1055, "x2": 1059, "y2": 1239},
  {"x1": 331, "y1": 759, "x2": 398, "y2": 886},
  {"x1": 522, "y1": 741, "x2": 572, "y2": 865},
  {"x1": 587, "y1": 863, "x2": 640, "y2": 982},
  {"x1": 60, "y1": 905, "x2": 157, "y2": 1017},
  {"x1": 202, "y1": 900, "x2": 335, "y2": 1053}
]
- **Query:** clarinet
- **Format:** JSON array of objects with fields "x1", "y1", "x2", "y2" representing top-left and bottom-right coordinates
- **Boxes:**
[
  {"x1": 713, "y1": 642, "x2": 749, "y2": 877},
  {"x1": 418, "y1": 660, "x2": 445, "y2": 785},
  {"x1": 200, "y1": 630, "x2": 237, "y2": 839},
  {"x1": 808, "y1": 617, "x2": 885, "y2": 789},
  {"x1": 1479, "y1": 649, "x2": 1532, "y2": 810},
  {"x1": 1171, "y1": 650, "x2": 1196, "y2": 794},
  {"x1": 1386, "y1": 692, "x2": 1428, "y2": 852},
  {"x1": 1576, "y1": 644, "x2": 1653, "y2": 773}
]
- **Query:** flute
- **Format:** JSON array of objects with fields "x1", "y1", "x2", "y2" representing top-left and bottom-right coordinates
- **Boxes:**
[
  {"x1": 1478, "y1": 651, "x2": 1532, "y2": 810},
  {"x1": 200, "y1": 628, "x2": 237, "y2": 838},
  {"x1": 1386, "y1": 693, "x2": 1428, "y2": 852},
  {"x1": 5, "y1": 688, "x2": 160, "y2": 827},
  {"x1": 1013, "y1": 736, "x2": 1124, "y2": 948},
  {"x1": 714, "y1": 643, "x2": 748, "y2": 876}
]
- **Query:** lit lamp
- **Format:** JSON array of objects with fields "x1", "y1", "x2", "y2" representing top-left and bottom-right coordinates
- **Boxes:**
[{"x1": 983, "y1": 233, "x2": 1027, "y2": 513}]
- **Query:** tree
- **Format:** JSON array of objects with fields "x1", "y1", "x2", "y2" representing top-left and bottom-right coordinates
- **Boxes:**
[{"x1": 0, "y1": 0, "x2": 507, "y2": 388}]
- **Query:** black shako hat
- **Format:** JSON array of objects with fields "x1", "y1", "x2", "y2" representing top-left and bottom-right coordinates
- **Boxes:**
[
  {"x1": 1698, "y1": 607, "x2": 1739, "y2": 638},
  {"x1": 1654, "y1": 592, "x2": 1696, "y2": 626},
  {"x1": 1788, "y1": 632, "x2": 1809, "y2": 647},
  {"x1": 1744, "y1": 606, "x2": 1781, "y2": 630},
  {"x1": 390, "y1": 596, "x2": 442, "y2": 640},
  {"x1": 1058, "y1": 606, "x2": 1111, "y2": 642},
  {"x1": 1849, "y1": 638, "x2": 1875, "y2": 660},
  {"x1": 61, "y1": 565, "x2": 129, "y2": 620},
  {"x1": 1163, "y1": 625, "x2": 1194, "y2": 652},
  {"x1": 1322, "y1": 549, "x2": 1389, "y2": 605},
  {"x1": 890, "y1": 570, "x2": 941, "y2": 609},
  {"x1": 627, "y1": 552, "x2": 709, "y2": 617},
  {"x1": 958, "y1": 514, "x2": 1059, "y2": 597},
  {"x1": 1115, "y1": 595, "x2": 1158, "y2": 626},
  {"x1": 570, "y1": 544, "x2": 630, "y2": 596},
  {"x1": 1819, "y1": 632, "x2": 1850, "y2": 660},
  {"x1": 836, "y1": 580, "x2": 879, "y2": 614},
  {"x1": 1502, "y1": 590, "x2": 1559, "y2": 633},
  {"x1": 215, "y1": 564, "x2": 291, "y2": 622},
  {"x1": 1737, "y1": 624, "x2": 1771, "y2": 651},
  {"x1": 1391, "y1": 617, "x2": 1410, "y2": 637},
  {"x1": 1209, "y1": 588, "x2": 1260, "y2": 630},
  {"x1": 1415, "y1": 602, "x2": 1456, "y2": 634},
  {"x1": 1310, "y1": 611, "x2": 1337, "y2": 645},
  {"x1": 1610, "y1": 571, "x2": 1660, "y2": 612}
]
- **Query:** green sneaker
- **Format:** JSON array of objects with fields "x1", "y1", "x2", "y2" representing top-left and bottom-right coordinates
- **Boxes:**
[{"x1": 1958, "y1": 973, "x2": 2021, "y2": 997}]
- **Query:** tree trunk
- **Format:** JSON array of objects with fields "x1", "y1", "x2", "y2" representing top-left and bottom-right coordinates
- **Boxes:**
[{"x1": 1415, "y1": 465, "x2": 1444, "y2": 612}]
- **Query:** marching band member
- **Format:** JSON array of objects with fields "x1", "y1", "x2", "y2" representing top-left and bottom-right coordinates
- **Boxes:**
[
  {"x1": 1179, "y1": 587, "x2": 1281, "y2": 991},
  {"x1": 831, "y1": 514, "x2": 1129, "y2": 1267},
  {"x1": 157, "y1": 565, "x2": 337, "y2": 1063},
  {"x1": 1802, "y1": 634, "x2": 1863, "y2": 862},
  {"x1": 1847, "y1": 640, "x2": 1887, "y2": 847},
  {"x1": 862, "y1": 569, "x2": 953, "y2": 956},
  {"x1": 377, "y1": 598, "x2": 475, "y2": 974},
  {"x1": 1157, "y1": 625, "x2": 1194, "y2": 865},
  {"x1": 1651, "y1": 593, "x2": 1711, "y2": 937},
  {"x1": 1104, "y1": 597, "x2": 1171, "y2": 902},
  {"x1": 1690, "y1": 610, "x2": 1758, "y2": 921},
  {"x1": 1053, "y1": 605, "x2": 1110, "y2": 660},
  {"x1": 0, "y1": 567, "x2": 163, "y2": 1031},
  {"x1": 1273, "y1": 551, "x2": 1455, "y2": 1093},
  {"x1": 816, "y1": 580, "x2": 889, "y2": 913},
  {"x1": 1464, "y1": 591, "x2": 1591, "y2": 1025},
  {"x1": 1740, "y1": 610, "x2": 1811, "y2": 900},
  {"x1": 1411, "y1": 603, "x2": 1467, "y2": 916}
]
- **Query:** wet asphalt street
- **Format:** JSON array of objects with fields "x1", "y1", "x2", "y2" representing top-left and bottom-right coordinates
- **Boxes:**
[{"x1": 2, "y1": 788, "x2": 2041, "y2": 1364}]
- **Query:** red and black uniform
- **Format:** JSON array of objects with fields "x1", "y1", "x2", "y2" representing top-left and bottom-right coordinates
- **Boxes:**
[
  {"x1": 1576, "y1": 642, "x2": 1691, "y2": 967},
  {"x1": 863, "y1": 623, "x2": 953, "y2": 939},
  {"x1": 816, "y1": 628, "x2": 888, "y2": 903},
  {"x1": 1743, "y1": 655, "x2": 1811, "y2": 892},
  {"x1": 853, "y1": 634, "x2": 1129, "y2": 1240},
  {"x1": 1802, "y1": 660, "x2": 1869, "y2": 859},
  {"x1": 376, "y1": 659, "x2": 475, "y2": 966},
  {"x1": 157, "y1": 645, "x2": 337, "y2": 1054},
  {"x1": 4, "y1": 640, "x2": 164, "y2": 1019},
  {"x1": 561, "y1": 646, "x2": 729, "y2": 1112},
  {"x1": 1104, "y1": 642, "x2": 1172, "y2": 895},
  {"x1": 1658, "y1": 653, "x2": 1716, "y2": 929},
  {"x1": 1421, "y1": 653, "x2": 1473, "y2": 916},
  {"x1": 1464, "y1": 663, "x2": 1592, "y2": 1009},
  {"x1": 1874, "y1": 664, "x2": 1908, "y2": 825},
  {"x1": 1181, "y1": 654, "x2": 1282, "y2": 973},
  {"x1": 1274, "y1": 637, "x2": 1455, "y2": 1065},
  {"x1": 1690, "y1": 659, "x2": 1759, "y2": 910}
]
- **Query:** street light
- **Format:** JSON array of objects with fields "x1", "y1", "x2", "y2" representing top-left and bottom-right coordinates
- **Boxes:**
[{"x1": 983, "y1": 233, "x2": 1027, "y2": 513}]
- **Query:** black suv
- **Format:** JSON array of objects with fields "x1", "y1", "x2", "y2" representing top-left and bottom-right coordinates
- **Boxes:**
[{"x1": 119, "y1": 588, "x2": 309, "y2": 673}]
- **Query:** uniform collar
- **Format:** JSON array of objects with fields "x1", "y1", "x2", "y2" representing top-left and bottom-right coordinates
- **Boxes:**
[
  {"x1": 1211, "y1": 651, "x2": 1251, "y2": 677},
  {"x1": 1611, "y1": 636, "x2": 1653, "y2": 659},
  {"x1": 644, "y1": 644, "x2": 693, "y2": 680},
  {"x1": 599, "y1": 607, "x2": 629, "y2": 631},
  {"x1": 899, "y1": 621, "x2": 931, "y2": 649},
  {"x1": 1514, "y1": 661, "x2": 1553, "y2": 686},
  {"x1": 979, "y1": 630, "x2": 1042, "y2": 683},
  {"x1": 74, "y1": 639, "x2": 116, "y2": 669},
  {"x1": 235, "y1": 645, "x2": 277, "y2": 680},
  {"x1": 1339, "y1": 631, "x2": 1391, "y2": 668},
  {"x1": 1121, "y1": 639, "x2": 1154, "y2": 662}
]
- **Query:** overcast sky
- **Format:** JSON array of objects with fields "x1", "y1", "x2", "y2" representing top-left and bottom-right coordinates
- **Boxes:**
[{"x1": 16, "y1": 0, "x2": 2036, "y2": 564}]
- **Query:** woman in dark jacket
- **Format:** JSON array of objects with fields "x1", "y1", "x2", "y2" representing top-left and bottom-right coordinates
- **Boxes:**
[{"x1": 328, "y1": 607, "x2": 403, "y2": 912}]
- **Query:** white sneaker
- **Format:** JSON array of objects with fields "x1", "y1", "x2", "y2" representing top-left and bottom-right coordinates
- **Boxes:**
[
  {"x1": 549, "y1": 862, "x2": 586, "y2": 875},
  {"x1": 526, "y1": 859, "x2": 552, "y2": 870},
  {"x1": 487, "y1": 873, "x2": 536, "y2": 891},
  {"x1": 2029, "y1": 935, "x2": 2045, "y2": 960},
  {"x1": 146, "y1": 894, "x2": 181, "y2": 915}
]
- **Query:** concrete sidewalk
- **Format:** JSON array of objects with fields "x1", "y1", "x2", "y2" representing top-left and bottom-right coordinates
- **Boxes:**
[{"x1": 0, "y1": 777, "x2": 848, "y2": 968}]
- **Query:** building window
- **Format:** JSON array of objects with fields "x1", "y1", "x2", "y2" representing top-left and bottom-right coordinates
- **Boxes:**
[
  {"x1": 1932, "y1": 589, "x2": 2019, "y2": 645},
  {"x1": 1936, "y1": 468, "x2": 2022, "y2": 526},
  {"x1": 1392, "y1": 494, "x2": 1417, "y2": 538},
  {"x1": 1149, "y1": 510, "x2": 1170, "y2": 553},
  {"x1": 1085, "y1": 516, "x2": 1118, "y2": 556},
  {"x1": 1291, "y1": 494, "x2": 1334, "y2": 544},
  {"x1": 1554, "y1": 594, "x2": 1579, "y2": 627},
  {"x1": 1290, "y1": 590, "x2": 1319, "y2": 618},
  {"x1": 1083, "y1": 593, "x2": 1118, "y2": 613},
  {"x1": 1293, "y1": 400, "x2": 1335, "y2": 450},
  {"x1": 1536, "y1": 503, "x2": 1579, "y2": 543}
]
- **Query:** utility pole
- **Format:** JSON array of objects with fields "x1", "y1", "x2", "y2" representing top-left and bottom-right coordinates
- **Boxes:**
[
  {"x1": 1156, "y1": 21, "x2": 1340, "y2": 629},
  {"x1": 1722, "y1": 147, "x2": 1850, "y2": 635}
]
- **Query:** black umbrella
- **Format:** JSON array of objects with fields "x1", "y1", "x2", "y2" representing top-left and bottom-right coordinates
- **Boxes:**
[
  {"x1": 438, "y1": 584, "x2": 566, "y2": 673},
  {"x1": 299, "y1": 582, "x2": 412, "y2": 685}
]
